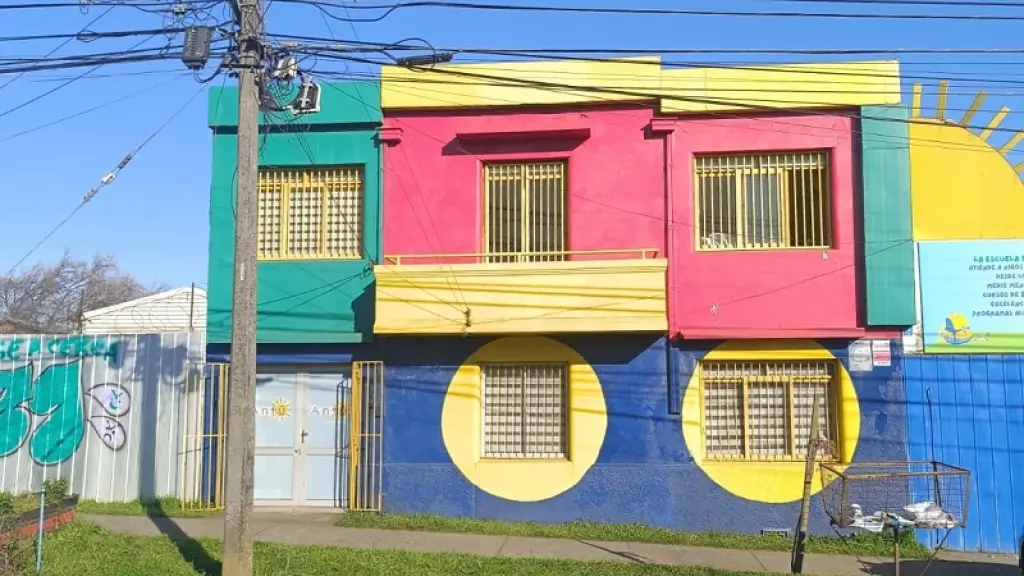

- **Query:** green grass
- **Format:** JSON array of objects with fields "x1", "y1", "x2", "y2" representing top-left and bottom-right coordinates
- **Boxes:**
[
  {"x1": 11, "y1": 494, "x2": 45, "y2": 515},
  {"x1": 76, "y1": 498, "x2": 222, "y2": 518},
  {"x1": 36, "y1": 521, "x2": 765, "y2": 575},
  {"x1": 334, "y1": 513, "x2": 929, "y2": 559},
  {"x1": 1, "y1": 492, "x2": 70, "y2": 516}
]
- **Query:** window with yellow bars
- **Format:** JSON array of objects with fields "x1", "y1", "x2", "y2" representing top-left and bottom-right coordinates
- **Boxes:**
[
  {"x1": 695, "y1": 152, "x2": 833, "y2": 251},
  {"x1": 484, "y1": 161, "x2": 567, "y2": 263},
  {"x1": 257, "y1": 166, "x2": 364, "y2": 261},
  {"x1": 700, "y1": 360, "x2": 839, "y2": 461},
  {"x1": 481, "y1": 363, "x2": 568, "y2": 459}
]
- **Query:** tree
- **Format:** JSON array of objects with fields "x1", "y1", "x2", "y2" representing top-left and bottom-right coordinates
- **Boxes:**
[{"x1": 0, "y1": 252, "x2": 165, "y2": 334}]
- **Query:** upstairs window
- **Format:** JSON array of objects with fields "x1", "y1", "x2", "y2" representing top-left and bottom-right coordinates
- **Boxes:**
[
  {"x1": 695, "y1": 152, "x2": 832, "y2": 251},
  {"x1": 482, "y1": 363, "x2": 568, "y2": 459},
  {"x1": 257, "y1": 167, "x2": 364, "y2": 261},
  {"x1": 701, "y1": 360, "x2": 839, "y2": 461},
  {"x1": 484, "y1": 161, "x2": 567, "y2": 263}
]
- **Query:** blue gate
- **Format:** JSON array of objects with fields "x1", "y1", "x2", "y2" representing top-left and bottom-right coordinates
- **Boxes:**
[{"x1": 904, "y1": 354, "x2": 1024, "y2": 554}]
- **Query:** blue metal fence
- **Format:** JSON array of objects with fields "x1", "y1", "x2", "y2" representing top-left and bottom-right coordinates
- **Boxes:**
[{"x1": 905, "y1": 354, "x2": 1024, "y2": 554}]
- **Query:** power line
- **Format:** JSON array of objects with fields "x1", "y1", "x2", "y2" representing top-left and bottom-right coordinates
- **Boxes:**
[
  {"x1": 0, "y1": 34, "x2": 163, "y2": 121},
  {"x1": 320, "y1": 52, "x2": 1024, "y2": 143},
  {"x1": 0, "y1": 75, "x2": 185, "y2": 142},
  {"x1": 0, "y1": 1, "x2": 182, "y2": 10},
  {"x1": 0, "y1": 27, "x2": 195, "y2": 44},
  {"x1": 3, "y1": 79, "x2": 213, "y2": 276},
  {"x1": 298, "y1": 49, "x2": 1024, "y2": 90},
  {"x1": 275, "y1": 34, "x2": 1024, "y2": 55},
  {"x1": 0, "y1": 5, "x2": 115, "y2": 94},
  {"x1": 273, "y1": 34, "x2": 1024, "y2": 90},
  {"x1": 310, "y1": 67, "x2": 979, "y2": 233},
  {"x1": 317, "y1": 67, "x2": 1024, "y2": 116},
  {"x1": 284, "y1": 39, "x2": 1024, "y2": 90},
  {"x1": 26, "y1": 68, "x2": 192, "y2": 82},
  {"x1": 278, "y1": 0, "x2": 1024, "y2": 22},
  {"x1": 316, "y1": 66, "x2": 1003, "y2": 164},
  {"x1": 0, "y1": 41, "x2": 228, "y2": 64},
  {"x1": 314, "y1": 0, "x2": 472, "y2": 311},
  {"x1": 753, "y1": 0, "x2": 1024, "y2": 6},
  {"x1": 0, "y1": 48, "x2": 228, "y2": 75}
]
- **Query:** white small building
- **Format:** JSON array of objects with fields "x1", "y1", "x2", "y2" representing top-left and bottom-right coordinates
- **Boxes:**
[{"x1": 82, "y1": 286, "x2": 206, "y2": 335}]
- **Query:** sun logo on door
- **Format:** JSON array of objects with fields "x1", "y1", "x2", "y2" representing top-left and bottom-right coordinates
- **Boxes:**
[{"x1": 270, "y1": 398, "x2": 291, "y2": 421}]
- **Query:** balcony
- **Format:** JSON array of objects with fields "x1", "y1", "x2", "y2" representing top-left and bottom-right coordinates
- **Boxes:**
[{"x1": 373, "y1": 249, "x2": 667, "y2": 335}]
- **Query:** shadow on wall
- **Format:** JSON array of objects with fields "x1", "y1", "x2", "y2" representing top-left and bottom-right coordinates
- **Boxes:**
[
  {"x1": 351, "y1": 278, "x2": 375, "y2": 340},
  {"x1": 132, "y1": 333, "x2": 202, "y2": 501},
  {"x1": 130, "y1": 334, "x2": 221, "y2": 575}
]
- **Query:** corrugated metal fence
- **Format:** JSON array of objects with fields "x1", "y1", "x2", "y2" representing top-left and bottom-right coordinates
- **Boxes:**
[
  {"x1": 0, "y1": 332, "x2": 207, "y2": 502},
  {"x1": 905, "y1": 354, "x2": 1024, "y2": 554}
]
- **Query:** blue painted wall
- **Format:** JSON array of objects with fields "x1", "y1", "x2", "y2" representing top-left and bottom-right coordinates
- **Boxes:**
[
  {"x1": 905, "y1": 354, "x2": 1024, "y2": 554},
  {"x1": 382, "y1": 335, "x2": 908, "y2": 535}
]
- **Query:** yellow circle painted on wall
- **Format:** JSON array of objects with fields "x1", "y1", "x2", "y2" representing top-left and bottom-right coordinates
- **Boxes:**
[
  {"x1": 441, "y1": 336, "x2": 608, "y2": 502},
  {"x1": 681, "y1": 340, "x2": 861, "y2": 504}
]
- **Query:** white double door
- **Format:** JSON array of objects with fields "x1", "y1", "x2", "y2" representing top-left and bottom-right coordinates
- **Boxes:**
[{"x1": 253, "y1": 366, "x2": 351, "y2": 507}]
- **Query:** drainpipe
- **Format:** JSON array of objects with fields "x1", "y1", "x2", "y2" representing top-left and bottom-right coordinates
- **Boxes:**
[
  {"x1": 651, "y1": 119, "x2": 680, "y2": 412},
  {"x1": 664, "y1": 128, "x2": 676, "y2": 336}
]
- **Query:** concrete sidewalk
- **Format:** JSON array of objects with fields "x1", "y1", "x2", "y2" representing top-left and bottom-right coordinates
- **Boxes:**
[{"x1": 82, "y1": 513, "x2": 1020, "y2": 576}]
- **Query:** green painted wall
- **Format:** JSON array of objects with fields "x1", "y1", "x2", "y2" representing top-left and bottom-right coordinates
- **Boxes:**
[
  {"x1": 860, "y1": 105, "x2": 916, "y2": 326},
  {"x1": 206, "y1": 82, "x2": 382, "y2": 344}
]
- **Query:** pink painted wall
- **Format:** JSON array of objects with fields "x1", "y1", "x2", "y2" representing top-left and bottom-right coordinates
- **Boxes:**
[
  {"x1": 665, "y1": 114, "x2": 864, "y2": 339},
  {"x1": 382, "y1": 105, "x2": 665, "y2": 264}
]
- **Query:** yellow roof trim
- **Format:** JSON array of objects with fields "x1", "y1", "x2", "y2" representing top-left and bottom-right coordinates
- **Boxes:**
[
  {"x1": 380, "y1": 58, "x2": 902, "y2": 112},
  {"x1": 659, "y1": 60, "x2": 901, "y2": 114},
  {"x1": 381, "y1": 56, "x2": 661, "y2": 110}
]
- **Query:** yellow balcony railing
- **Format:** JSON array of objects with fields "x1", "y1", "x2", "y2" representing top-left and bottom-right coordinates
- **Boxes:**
[
  {"x1": 373, "y1": 248, "x2": 667, "y2": 335},
  {"x1": 383, "y1": 248, "x2": 661, "y2": 265}
]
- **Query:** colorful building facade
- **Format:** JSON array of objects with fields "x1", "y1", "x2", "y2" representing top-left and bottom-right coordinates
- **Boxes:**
[
  {"x1": 205, "y1": 82, "x2": 384, "y2": 507},
  {"x1": 369, "y1": 58, "x2": 915, "y2": 533},
  {"x1": 204, "y1": 60, "x2": 1017, "y2": 546}
]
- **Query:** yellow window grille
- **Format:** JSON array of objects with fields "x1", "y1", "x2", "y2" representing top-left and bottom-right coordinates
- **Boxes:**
[
  {"x1": 695, "y1": 152, "x2": 832, "y2": 251},
  {"x1": 257, "y1": 166, "x2": 364, "y2": 261},
  {"x1": 700, "y1": 360, "x2": 839, "y2": 461},
  {"x1": 484, "y1": 161, "x2": 567, "y2": 263},
  {"x1": 481, "y1": 363, "x2": 568, "y2": 459}
]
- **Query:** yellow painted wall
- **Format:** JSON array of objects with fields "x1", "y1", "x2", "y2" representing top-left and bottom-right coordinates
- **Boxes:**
[
  {"x1": 909, "y1": 118, "x2": 1024, "y2": 240},
  {"x1": 374, "y1": 259, "x2": 668, "y2": 334},
  {"x1": 659, "y1": 60, "x2": 901, "y2": 114},
  {"x1": 381, "y1": 58, "x2": 902, "y2": 113},
  {"x1": 441, "y1": 336, "x2": 607, "y2": 502},
  {"x1": 381, "y1": 57, "x2": 661, "y2": 109},
  {"x1": 681, "y1": 340, "x2": 860, "y2": 504}
]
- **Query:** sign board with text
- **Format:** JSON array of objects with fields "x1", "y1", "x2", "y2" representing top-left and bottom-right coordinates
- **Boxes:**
[{"x1": 919, "y1": 240, "x2": 1024, "y2": 354}]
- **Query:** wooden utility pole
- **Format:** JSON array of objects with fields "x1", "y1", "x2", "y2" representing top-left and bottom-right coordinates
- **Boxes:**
[
  {"x1": 791, "y1": 395, "x2": 820, "y2": 575},
  {"x1": 222, "y1": 0, "x2": 262, "y2": 573}
]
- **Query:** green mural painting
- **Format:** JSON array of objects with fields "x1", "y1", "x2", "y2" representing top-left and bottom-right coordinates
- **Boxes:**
[{"x1": 0, "y1": 359, "x2": 131, "y2": 465}]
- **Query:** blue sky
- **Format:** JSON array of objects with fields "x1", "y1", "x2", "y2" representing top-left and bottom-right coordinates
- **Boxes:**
[{"x1": 2, "y1": 0, "x2": 1024, "y2": 289}]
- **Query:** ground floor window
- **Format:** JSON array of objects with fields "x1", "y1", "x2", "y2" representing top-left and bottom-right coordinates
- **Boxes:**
[
  {"x1": 481, "y1": 363, "x2": 568, "y2": 459},
  {"x1": 700, "y1": 360, "x2": 839, "y2": 461}
]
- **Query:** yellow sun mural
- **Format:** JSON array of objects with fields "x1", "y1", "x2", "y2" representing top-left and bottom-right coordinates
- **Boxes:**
[
  {"x1": 909, "y1": 80, "x2": 1024, "y2": 240},
  {"x1": 270, "y1": 398, "x2": 291, "y2": 421}
]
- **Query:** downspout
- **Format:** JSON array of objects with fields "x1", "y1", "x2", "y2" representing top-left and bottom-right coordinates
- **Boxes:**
[
  {"x1": 665, "y1": 129, "x2": 679, "y2": 412},
  {"x1": 664, "y1": 127, "x2": 676, "y2": 340},
  {"x1": 653, "y1": 119, "x2": 681, "y2": 413}
]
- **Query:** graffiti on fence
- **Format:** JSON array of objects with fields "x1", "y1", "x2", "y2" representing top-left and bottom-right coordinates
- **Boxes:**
[
  {"x1": 0, "y1": 336, "x2": 120, "y2": 364},
  {"x1": 0, "y1": 360, "x2": 132, "y2": 465}
]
